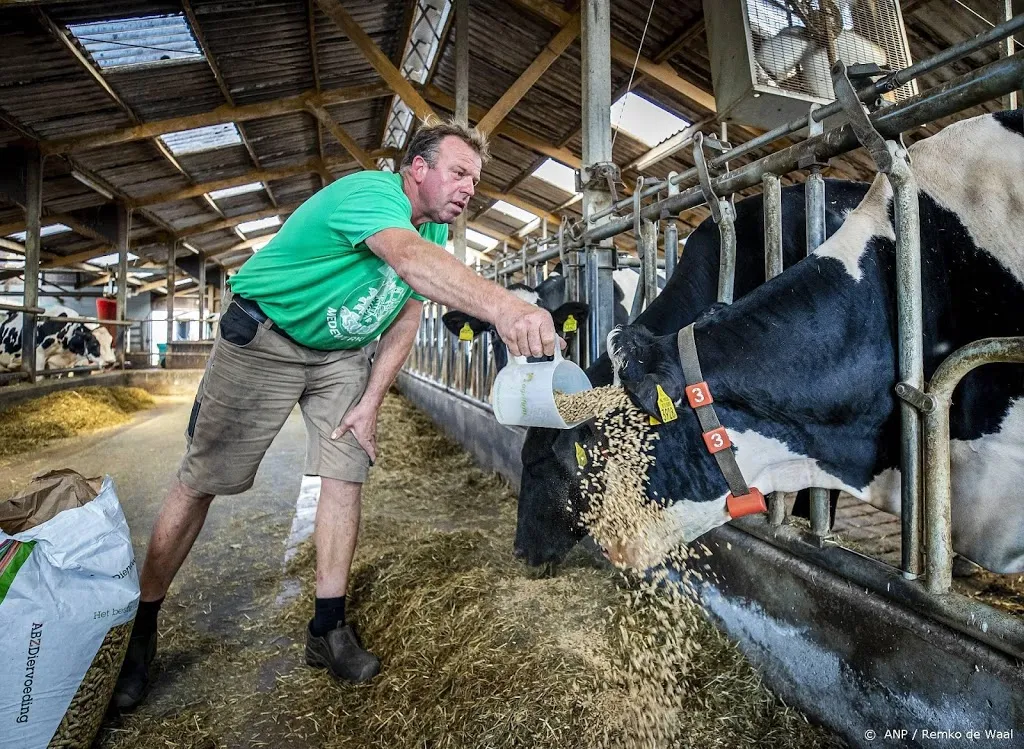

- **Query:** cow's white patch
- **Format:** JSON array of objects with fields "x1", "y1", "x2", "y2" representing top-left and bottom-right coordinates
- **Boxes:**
[
  {"x1": 910, "y1": 113, "x2": 1024, "y2": 284},
  {"x1": 949, "y1": 398, "x2": 1024, "y2": 572},
  {"x1": 91, "y1": 327, "x2": 115, "y2": 365},
  {"x1": 607, "y1": 327, "x2": 624, "y2": 386},
  {"x1": 813, "y1": 174, "x2": 894, "y2": 281},
  {"x1": 509, "y1": 287, "x2": 540, "y2": 306}
]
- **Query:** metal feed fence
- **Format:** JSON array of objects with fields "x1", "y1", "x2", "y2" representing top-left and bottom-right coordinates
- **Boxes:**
[{"x1": 406, "y1": 15, "x2": 1024, "y2": 662}]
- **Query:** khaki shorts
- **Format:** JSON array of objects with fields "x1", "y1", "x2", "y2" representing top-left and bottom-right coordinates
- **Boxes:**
[{"x1": 178, "y1": 295, "x2": 371, "y2": 495}]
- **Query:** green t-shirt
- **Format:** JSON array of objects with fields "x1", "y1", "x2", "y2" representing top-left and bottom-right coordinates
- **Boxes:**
[{"x1": 229, "y1": 171, "x2": 447, "y2": 349}]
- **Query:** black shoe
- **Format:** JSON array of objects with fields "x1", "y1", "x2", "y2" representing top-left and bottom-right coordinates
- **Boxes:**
[
  {"x1": 305, "y1": 621, "x2": 380, "y2": 683},
  {"x1": 110, "y1": 630, "x2": 157, "y2": 711}
]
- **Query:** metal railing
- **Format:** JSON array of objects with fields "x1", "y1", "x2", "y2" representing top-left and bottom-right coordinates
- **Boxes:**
[{"x1": 404, "y1": 22, "x2": 1024, "y2": 660}]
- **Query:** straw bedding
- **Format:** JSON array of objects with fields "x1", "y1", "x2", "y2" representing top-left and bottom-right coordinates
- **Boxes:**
[{"x1": 97, "y1": 391, "x2": 841, "y2": 749}]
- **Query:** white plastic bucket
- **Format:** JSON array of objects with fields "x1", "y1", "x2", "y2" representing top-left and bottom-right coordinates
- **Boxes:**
[{"x1": 491, "y1": 347, "x2": 592, "y2": 428}]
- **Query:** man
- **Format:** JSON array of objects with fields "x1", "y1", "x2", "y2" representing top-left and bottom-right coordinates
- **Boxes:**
[{"x1": 112, "y1": 118, "x2": 559, "y2": 708}]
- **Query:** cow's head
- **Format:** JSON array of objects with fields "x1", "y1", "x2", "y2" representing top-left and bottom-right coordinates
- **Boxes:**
[
  {"x1": 442, "y1": 283, "x2": 589, "y2": 371},
  {"x1": 607, "y1": 324, "x2": 687, "y2": 416},
  {"x1": 63, "y1": 324, "x2": 102, "y2": 361},
  {"x1": 90, "y1": 327, "x2": 116, "y2": 366}
]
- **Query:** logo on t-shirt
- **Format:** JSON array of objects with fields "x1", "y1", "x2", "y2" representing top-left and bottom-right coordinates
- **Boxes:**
[{"x1": 326, "y1": 265, "x2": 407, "y2": 343}]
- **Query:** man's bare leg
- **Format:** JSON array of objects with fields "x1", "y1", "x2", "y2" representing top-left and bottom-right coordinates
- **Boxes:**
[
  {"x1": 305, "y1": 476, "x2": 379, "y2": 682},
  {"x1": 139, "y1": 478, "x2": 216, "y2": 601},
  {"x1": 314, "y1": 477, "x2": 362, "y2": 598}
]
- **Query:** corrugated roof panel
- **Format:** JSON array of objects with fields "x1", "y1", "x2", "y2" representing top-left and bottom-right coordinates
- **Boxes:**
[
  {"x1": 161, "y1": 123, "x2": 242, "y2": 155},
  {"x1": 209, "y1": 182, "x2": 265, "y2": 200},
  {"x1": 104, "y1": 60, "x2": 225, "y2": 121},
  {"x1": 67, "y1": 14, "x2": 203, "y2": 69},
  {"x1": 242, "y1": 112, "x2": 319, "y2": 169}
]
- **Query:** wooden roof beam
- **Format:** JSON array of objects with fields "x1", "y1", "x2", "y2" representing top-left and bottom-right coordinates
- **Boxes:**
[
  {"x1": 503, "y1": 0, "x2": 716, "y2": 112},
  {"x1": 308, "y1": 0, "x2": 328, "y2": 186},
  {"x1": 179, "y1": 204, "x2": 301, "y2": 239},
  {"x1": 466, "y1": 221, "x2": 523, "y2": 249},
  {"x1": 475, "y1": 184, "x2": 560, "y2": 225},
  {"x1": 421, "y1": 85, "x2": 581, "y2": 168},
  {"x1": 476, "y1": 13, "x2": 581, "y2": 135},
  {"x1": 315, "y1": 0, "x2": 436, "y2": 122},
  {"x1": 42, "y1": 82, "x2": 393, "y2": 155},
  {"x1": 306, "y1": 104, "x2": 378, "y2": 171}
]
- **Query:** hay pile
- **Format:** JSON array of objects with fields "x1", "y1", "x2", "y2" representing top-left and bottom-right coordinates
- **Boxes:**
[
  {"x1": 98, "y1": 391, "x2": 840, "y2": 749},
  {"x1": 0, "y1": 387, "x2": 155, "y2": 458}
]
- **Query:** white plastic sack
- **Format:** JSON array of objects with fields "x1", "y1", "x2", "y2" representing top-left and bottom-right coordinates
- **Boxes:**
[{"x1": 0, "y1": 476, "x2": 139, "y2": 749}]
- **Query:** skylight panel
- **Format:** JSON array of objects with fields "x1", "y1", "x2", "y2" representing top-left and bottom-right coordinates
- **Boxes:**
[
  {"x1": 88, "y1": 251, "x2": 139, "y2": 266},
  {"x1": 160, "y1": 124, "x2": 242, "y2": 155},
  {"x1": 175, "y1": 277, "x2": 193, "y2": 286},
  {"x1": 67, "y1": 14, "x2": 203, "y2": 70},
  {"x1": 531, "y1": 159, "x2": 578, "y2": 195},
  {"x1": 7, "y1": 224, "x2": 72, "y2": 242},
  {"x1": 610, "y1": 93, "x2": 690, "y2": 148},
  {"x1": 488, "y1": 201, "x2": 539, "y2": 226},
  {"x1": 465, "y1": 228, "x2": 499, "y2": 251},
  {"x1": 208, "y1": 182, "x2": 264, "y2": 201},
  {"x1": 236, "y1": 216, "x2": 281, "y2": 236}
]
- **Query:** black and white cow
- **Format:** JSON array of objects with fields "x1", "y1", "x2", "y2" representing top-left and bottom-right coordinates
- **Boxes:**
[
  {"x1": 441, "y1": 279, "x2": 590, "y2": 371},
  {"x1": 592, "y1": 110, "x2": 1024, "y2": 573},
  {"x1": 0, "y1": 308, "x2": 103, "y2": 373},
  {"x1": 515, "y1": 178, "x2": 871, "y2": 566}
]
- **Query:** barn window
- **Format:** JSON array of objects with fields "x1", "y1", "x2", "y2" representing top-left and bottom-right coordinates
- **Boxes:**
[
  {"x1": 236, "y1": 216, "x2": 281, "y2": 238},
  {"x1": 531, "y1": 159, "x2": 578, "y2": 196},
  {"x1": 488, "y1": 201, "x2": 539, "y2": 226},
  {"x1": 6, "y1": 224, "x2": 72, "y2": 242},
  {"x1": 160, "y1": 124, "x2": 243, "y2": 155},
  {"x1": 610, "y1": 92, "x2": 690, "y2": 148},
  {"x1": 466, "y1": 228, "x2": 499, "y2": 251},
  {"x1": 67, "y1": 14, "x2": 203, "y2": 70},
  {"x1": 87, "y1": 251, "x2": 139, "y2": 266},
  {"x1": 208, "y1": 182, "x2": 265, "y2": 201}
]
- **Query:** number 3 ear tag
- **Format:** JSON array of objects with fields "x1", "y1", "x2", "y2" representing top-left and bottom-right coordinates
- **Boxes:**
[
  {"x1": 562, "y1": 315, "x2": 578, "y2": 334},
  {"x1": 459, "y1": 323, "x2": 474, "y2": 341},
  {"x1": 655, "y1": 384, "x2": 677, "y2": 423}
]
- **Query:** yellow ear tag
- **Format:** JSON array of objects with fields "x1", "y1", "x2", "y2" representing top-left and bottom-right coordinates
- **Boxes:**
[
  {"x1": 649, "y1": 415, "x2": 661, "y2": 426},
  {"x1": 562, "y1": 314, "x2": 578, "y2": 334},
  {"x1": 656, "y1": 384, "x2": 678, "y2": 423},
  {"x1": 458, "y1": 323, "x2": 474, "y2": 342},
  {"x1": 575, "y1": 442, "x2": 588, "y2": 469}
]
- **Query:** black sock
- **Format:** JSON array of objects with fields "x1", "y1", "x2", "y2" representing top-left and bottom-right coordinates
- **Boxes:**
[
  {"x1": 133, "y1": 597, "x2": 164, "y2": 638},
  {"x1": 312, "y1": 596, "x2": 346, "y2": 636}
]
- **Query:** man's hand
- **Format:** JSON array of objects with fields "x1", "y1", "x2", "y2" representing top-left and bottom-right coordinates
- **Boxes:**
[
  {"x1": 495, "y1": 300, "x2": 565, "y2": 358},
  {"x1": 331, "y1": 399, "x2": 379, "y2": 464}
]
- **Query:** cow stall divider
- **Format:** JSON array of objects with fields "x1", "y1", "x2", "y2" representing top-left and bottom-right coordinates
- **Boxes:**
[{"x1": 405, "y1": 19, "x2": 1024, "y2": 665}]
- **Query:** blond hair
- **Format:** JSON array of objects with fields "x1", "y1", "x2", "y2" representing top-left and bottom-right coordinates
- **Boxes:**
[{"x1": 399, "y1": 115, "x2": 490, "y2": 171}]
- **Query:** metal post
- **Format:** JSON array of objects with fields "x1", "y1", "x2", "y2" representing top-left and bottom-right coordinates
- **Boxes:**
[
  {"x1": 166, "y1": 242, "x2": 175, "y2": 357},
  {"x1": 197, "y1": 254, "x2": 207, "y2": 341},
  {"x1": 21, "y1": 147, "x2": 42, "y2": 383},
  {"x1": 1005, "y1": 0, "x2": 1019, "y2": 110},
  {"x1": 762, "y1": 172, "x2": 787, "y2": 527},
  {"x1": 805, "y1": 165, "x2": 832, "y2": 537},
  {"x1": 887, "y1": 141, "x2": 924, "y2": 579},
  {"x1": 115, "y1": 205, "x2": 130, "y2": 367},
  {"x1": 664, "y1": 172, "x2": 679, "y2": 279},
  {"x1": 641, "y1": 219, "x2": 659, "y2": 310},
  {"x1": 453, "y1": 0, "x2": 469, "y2": 263},
  {"x1": 581, "y1": 0, "x2": 614, "y2": 367}
]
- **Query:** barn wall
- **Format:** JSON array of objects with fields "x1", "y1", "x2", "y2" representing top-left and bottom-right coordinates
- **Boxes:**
[{"x1": 399, "y1": 376, "x2": 1024, "y2": 749}]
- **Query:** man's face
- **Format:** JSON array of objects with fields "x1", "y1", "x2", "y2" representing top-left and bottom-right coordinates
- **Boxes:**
[{"x1": 414, "y1": 136, "x2": 481, "y2": 224}]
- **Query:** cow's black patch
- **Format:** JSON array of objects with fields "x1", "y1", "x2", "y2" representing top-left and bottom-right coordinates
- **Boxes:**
[{"x1": 994, "y1": 108, "x2": 1024, "y2": 137}]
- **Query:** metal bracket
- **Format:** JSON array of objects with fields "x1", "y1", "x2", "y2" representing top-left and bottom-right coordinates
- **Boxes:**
[
  {"x1": 576, "y1": 161, "x2": 621, "y2": 202},
  {"x1": 832, "y1": 60, "x2": 893, "y2": 173},
  {"x1": 798, "y1": 103, "x2": 831, "y2": 170},
  {"x1": 895, "y1": 382, "x2": 936, "y2": 413},
  {"x1": 693, "y1": 132, "x2": 735, "y2": 225}
]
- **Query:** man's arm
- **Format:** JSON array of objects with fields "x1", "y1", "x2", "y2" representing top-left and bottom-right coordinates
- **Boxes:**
[
  {"x1": 364, "y1": 228, "x2": 559, "y2": 358},
  {"x1": 330, "y1": 299, "x2": 422, "y2": 462}
]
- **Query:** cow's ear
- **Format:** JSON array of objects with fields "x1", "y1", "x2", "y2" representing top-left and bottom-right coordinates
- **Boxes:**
[
  {"x1": 624, "y1": 375, "x2": 674, "y2": 419},
  {"x1": 442, "y1": 310, "x2": 489, "y2": 338},
  {"x1": 550, "y1": 301, "x2": 589, "y2": 336}
]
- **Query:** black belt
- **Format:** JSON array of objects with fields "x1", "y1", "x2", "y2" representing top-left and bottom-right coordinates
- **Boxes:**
[{"x1": 231, "y1": 295, "x2": 303, "y2": 347}]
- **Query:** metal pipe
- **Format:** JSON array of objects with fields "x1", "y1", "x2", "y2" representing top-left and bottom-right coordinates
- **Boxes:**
[
  {"x1": 1004, "y1": 1, "x2": 1020, "y2": 110},
  {"x1": 22, "y1": 147, "x2": 42, "y2": 383},
  {"x1": 197, "y1": 254, "x2": 207, "y2": 341},
  {"x1": 762, "y1": 173, "x2": 786, "y2": 527},
  {"x1": 166, "y1": 242, "x2": 175, "y2": 355},
  {"x1": 584, "y1": 51, "x2": 1024, "y2": 245},
  {"x1": 804, "y1": 167, "x2": 832, "y2": 537},
  {"x1": 887, "y1": 142, "x2": 925, "y2": 579},
  {"x1": 665, "y1": 173, "x2": 679, "y2": 279},
  {"x1": 116, "y1": 205, "x2": 130, "y2": 365},
  {"x1": 924, "y1": 337, "x2": 1024, "y2": 594},
  {"x1": 642, "y1": 218, "x2": 659, "y2": 309},
  {"x1": 717, "y1": 217, "x2": 737, "y2": 304}
]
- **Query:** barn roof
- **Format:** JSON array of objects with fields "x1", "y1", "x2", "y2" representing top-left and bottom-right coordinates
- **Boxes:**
[{"x1": 0, "y1": 0, "x2": 1015, "y2": 295}]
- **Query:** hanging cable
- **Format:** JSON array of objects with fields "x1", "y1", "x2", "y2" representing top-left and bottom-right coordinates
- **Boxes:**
[{"x1": 611, "y1": 0, "x2": 658, "y2": 151}]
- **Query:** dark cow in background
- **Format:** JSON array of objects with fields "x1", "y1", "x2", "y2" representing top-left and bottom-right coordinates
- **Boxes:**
[
  {"x1": 0, "y1": 307, "x2": 103, "y2": 373},
  {"x1": 515, "y1": 178, "x2": 871, "y2": 566},
  {"x1": 603, "y1": 110, "x2": 1024, "y2": 573}
]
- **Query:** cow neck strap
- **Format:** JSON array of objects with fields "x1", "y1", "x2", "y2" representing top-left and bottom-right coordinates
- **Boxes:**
[{"x1": 676, "y1": 324, "x2": 767, "y2": 518}]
